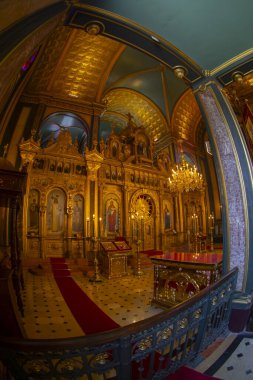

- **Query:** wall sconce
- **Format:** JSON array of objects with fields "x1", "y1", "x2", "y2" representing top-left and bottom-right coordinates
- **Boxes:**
[
  {"x1": 173, "y1": 66, "x2": 187, "y2": 80},
  {"x1": 232, "y1": 71, "x2": 244, "y2": 84}
]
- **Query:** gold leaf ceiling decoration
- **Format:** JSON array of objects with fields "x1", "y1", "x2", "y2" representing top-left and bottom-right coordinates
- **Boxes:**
[
  {"x1": 26, "y1": 28, "x2": 122, "y2": 102},
  {"x1": 26, "y1": 26, "x2": 72, "y2": 94},
  {"x1": 171, "y1": 89, "x2": 201, "y2": 143},
  {"x1": 102, "y1": 88, "x2": 168, "y2": 141}
]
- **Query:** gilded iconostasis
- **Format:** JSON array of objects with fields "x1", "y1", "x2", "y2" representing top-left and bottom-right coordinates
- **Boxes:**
[{"x1": 0, "y1": 26, "x2": 221, "y2": 259}]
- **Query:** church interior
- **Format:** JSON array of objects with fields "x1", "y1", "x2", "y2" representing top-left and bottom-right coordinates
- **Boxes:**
[{"x1": 1, "y1": 1, "x2": 253, "y2": 379}]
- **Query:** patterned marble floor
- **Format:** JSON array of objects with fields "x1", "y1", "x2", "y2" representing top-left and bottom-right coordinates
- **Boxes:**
[
  {"x1": 21, "y1": 260, "x2": 162, "y2": 339},
  {"x1": 21, "y1": 250, "x2": 253, "y2": 380},
  {"x1": 196, "y1": 333, "x2": 253, "y2": 379}
]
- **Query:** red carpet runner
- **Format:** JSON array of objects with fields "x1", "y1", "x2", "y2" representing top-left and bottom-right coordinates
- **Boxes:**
[
  {"x1": 165, "y1": 366, "x2": 222, "y2": 379},
  {"x1": 50, "y1": 258, "x2": 120, "y2": 334}
]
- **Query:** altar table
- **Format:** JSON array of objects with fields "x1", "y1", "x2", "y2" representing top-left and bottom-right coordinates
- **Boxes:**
[{"x1": 150, "y1": 252, "x2": 223, "y2": 308}]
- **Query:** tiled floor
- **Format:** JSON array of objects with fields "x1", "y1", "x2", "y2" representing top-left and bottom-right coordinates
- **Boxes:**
[
  {"x1": 21, "y1": 259, "x2": 163, "y2": 339},
  {"x1": 196, "y1": 333, "x2": 253, "y2": 379},
  {"x1": 21, "y1": 248, "x2": 253, "y2": 380}
]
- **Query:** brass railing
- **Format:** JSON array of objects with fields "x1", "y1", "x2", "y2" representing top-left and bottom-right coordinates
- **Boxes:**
[{"x1": 0, "y1": 267, "x2": 238, "y2": 380}]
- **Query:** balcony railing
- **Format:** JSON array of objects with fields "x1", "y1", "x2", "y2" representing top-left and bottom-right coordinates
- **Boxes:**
[{"x1": 0, "y1": 267, "x2": 238, "y2": 380}]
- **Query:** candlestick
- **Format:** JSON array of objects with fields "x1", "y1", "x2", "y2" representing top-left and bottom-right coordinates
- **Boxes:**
[
  {"x1": 208, "y1": 212, "x2": 215, "y2": 251},
  {"x1": 192, "y1": 214, "x2": 198, "y2": 234},
  {"x1": 99, "y1": 217, "x2": 102, "y2": 239},
  {"x1": 86, "y1": 217, "x2": 90, "y2": 237},
  {"x1": 141, "y1": 215, "x2": 144, "y2": 251},
  {"x1": 131, "y1": 214, "x2": 134, "y2": 243},
  {"x1": 92, "y1": 214, "x2": 95, "y2": 237}
]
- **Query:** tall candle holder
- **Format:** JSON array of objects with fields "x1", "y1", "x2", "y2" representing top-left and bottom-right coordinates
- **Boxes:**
[
  {"x1": 208, "y1": 212, "x2": 215, "y2": 251},
  {"x1": 135, "y1": 239, "x2": 143, "y2": 277},
  {"x1": 192, "y1": 213, "x2": 198, "y2": 254},
  {"x1": 89, "y1": 236, "x2": 103, "y2": 283},
  {"x1": 88, "y1": 215, "x2": 103, "y2": 283},
  {"x1": 130, "y1": 211, "x2": 144, "y2": 276}
]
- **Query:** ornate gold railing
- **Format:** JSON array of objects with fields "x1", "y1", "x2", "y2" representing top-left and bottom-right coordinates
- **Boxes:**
[{"x1": 0, "y1": 268, "x2": 238, "y2": 380}]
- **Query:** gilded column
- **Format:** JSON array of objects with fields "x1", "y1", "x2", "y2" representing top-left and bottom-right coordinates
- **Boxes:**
[
  {"x1": 85, "y1": 147, "x2": 104, "y2": 239},
  {"x1": 39, "y1": 203, "x2": 47, "y2": 259},
  {"x1": 194, "y1": 78, "x2": 253, "y2": 291},
  {"x1": 123, "y1": 185, "x2": 129, "y2": 238}
]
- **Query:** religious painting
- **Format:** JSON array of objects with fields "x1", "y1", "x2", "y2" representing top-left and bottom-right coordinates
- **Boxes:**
[
  {"x1": 100, "y1": 241, "x2": 118, "y2": 251},
  {"x1": 163, "y1": 201, "x2": 172, "y2": 231},
  {"x1": 104, "y1": 196, "x2": 120, "y2": 236},
  {"x1": 46, "y1": 188, "x2": 66, "y2": 235},
  {"x1": 72, "y1": 194, "x2": 84, "y2": 234},
  {"x1": 28, "y1": 189, "x2": 40, "y2": 234}
]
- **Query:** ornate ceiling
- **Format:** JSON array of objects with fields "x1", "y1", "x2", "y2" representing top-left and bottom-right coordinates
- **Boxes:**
[
  {"x1": 171, "y1": 90, "x2": 201, "y2": 143},
  {"x1": 102, "y1": 88, "x2": 168, "y2": 141},
  {"x1": 23, "y1": 24, "x2": 201, "y2": 146},
  {"x1": 25, "y1": 27, "x2": 121, "y2": 102}
]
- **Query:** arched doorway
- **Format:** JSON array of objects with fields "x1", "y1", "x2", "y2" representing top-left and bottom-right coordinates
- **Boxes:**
[{"x1": 130, "y1": 191, "x2": 157, "y2": 251}]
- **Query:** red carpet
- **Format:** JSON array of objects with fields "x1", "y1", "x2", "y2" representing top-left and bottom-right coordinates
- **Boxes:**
[
  {"x1": 165, "y1": 366, "x2": 222, "y2": 379},
  {"x1": 50, "y1": 258, "x2": 120, "y2": 334}
]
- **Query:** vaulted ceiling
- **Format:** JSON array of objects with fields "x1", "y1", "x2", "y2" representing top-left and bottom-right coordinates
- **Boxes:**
[
  {"x1": 22, "y1": 25, "x2": 200, "y2": 145},
  {"x1": 2, "y1": 0, "x2": 253, "y2": 150}
]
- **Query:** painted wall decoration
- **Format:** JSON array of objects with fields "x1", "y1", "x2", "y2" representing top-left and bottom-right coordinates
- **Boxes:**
[
  {"x1": 72, "y1": 194, "x2": 84, "y2": 234},
  {"x1": 163, "y1": 201, "x2": 172, "y2": 231},
  {"x1": 46, "y1": 188, "x2": 66, "y2": 235},
  {"x1": 28, "y1": 189, "x2": 40, "y2": 233},
  {"x1": 104, "y1": 196, "x2": 120, "y2": 236}
]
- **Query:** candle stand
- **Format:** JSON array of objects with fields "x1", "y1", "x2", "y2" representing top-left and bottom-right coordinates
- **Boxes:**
[
  {"x1": 208, "y1": 213, "x2": 215, "y2": 252},
  {"x1": 135, "y1": 240, "x2": 143, "y2": 277},
  {"x1": 89, "y1": 237, "x2": 103, "y2": 283}
]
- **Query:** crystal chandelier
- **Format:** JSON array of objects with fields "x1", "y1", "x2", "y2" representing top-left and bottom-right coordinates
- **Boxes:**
[{"x1": 168, "y1": 154, "x2": 204, "y2": 193}]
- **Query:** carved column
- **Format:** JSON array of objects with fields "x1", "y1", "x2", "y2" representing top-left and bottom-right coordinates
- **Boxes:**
[
  {"x1": 123, "y1": 185, "x2": 129, "y2": 238},
  {"x1": 39, "y1": 204, "x2": 47, "y2": 259},
  {"x1": 85, "y1": 148, "x2": 104, "y2": 239},
  {"x1": 194, "y1": 79, "x2": 253, "y2": 291}
]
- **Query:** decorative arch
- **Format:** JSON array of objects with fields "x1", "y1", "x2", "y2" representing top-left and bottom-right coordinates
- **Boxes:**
[
  {"x1": 130, "y1": 189, "x2": 159, "y2": 250},
  {"x1": 39, "y1": 112, "x2": 89, "y2": 153}
]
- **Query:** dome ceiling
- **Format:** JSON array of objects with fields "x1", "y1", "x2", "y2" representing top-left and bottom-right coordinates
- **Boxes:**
[{"x1": 102, "y1": 88, "x2": 168, "y2": 141}]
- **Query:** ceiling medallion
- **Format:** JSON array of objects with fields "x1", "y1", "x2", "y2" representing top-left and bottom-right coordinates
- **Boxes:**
[{"x1": 85, "y1": 22, "x2": 104, "y2": 36}]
